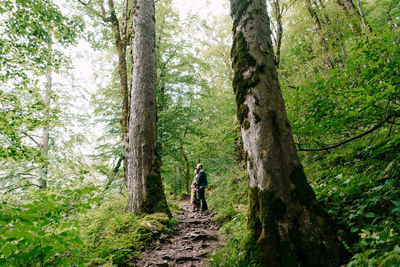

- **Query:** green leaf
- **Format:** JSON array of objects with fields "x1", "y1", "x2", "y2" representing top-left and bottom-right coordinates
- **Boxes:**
[
  {"x1": 364, "y1": 212, "x2": 376, "y2": 218},
  {"x1": 2, "y1": 246, "x2": 13, "y2": 258}
]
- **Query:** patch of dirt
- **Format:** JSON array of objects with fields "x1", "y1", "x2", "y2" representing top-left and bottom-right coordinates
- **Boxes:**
[{"x1": 135, "y1": 195, "x2": 221, "y2": 266}]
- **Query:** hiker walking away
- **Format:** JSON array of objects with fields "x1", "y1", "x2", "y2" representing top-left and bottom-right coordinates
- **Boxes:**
[{"x1": 195, "y1": 163, "x2": 208, "y2": 212}]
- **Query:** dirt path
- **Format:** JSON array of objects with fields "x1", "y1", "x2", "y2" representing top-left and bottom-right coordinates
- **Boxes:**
[{"x1": 136, "y1": 195, "x2": 221, "y2": 266}]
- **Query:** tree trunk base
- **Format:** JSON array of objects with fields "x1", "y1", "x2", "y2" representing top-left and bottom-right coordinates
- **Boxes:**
[{"x1": 245, "y1": 182, "x2": 349, "y2": 267}]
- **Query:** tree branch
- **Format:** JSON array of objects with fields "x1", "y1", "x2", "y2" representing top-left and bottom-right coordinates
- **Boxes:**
[
  {"x1": 77, "y1": 0, "x2": 91, "y2": 5},
  {"x1": 76, "y1": 0, "x2": 112, "y2": 22},
  {"x1": 20, "y1": 131, "x2": 41, "y2": 148},
  {"x1": 297, "y1": 116, "x2": 397, "y2": 152}
]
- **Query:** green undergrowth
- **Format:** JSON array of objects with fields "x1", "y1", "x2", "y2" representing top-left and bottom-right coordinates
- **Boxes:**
[
  {"x1": 206, "y1": 169, "x2": 259, "y2": 266},
  {"x1": 303, "y1": 133, "x2": 400, "y2": 266},
  {"x1": 0, "y1": 186, "x2": 99, "y2": 266},
  {"x1": 79, "y1": 195, "x2": 172, "y2": 266},
  {"x1": 0, "y1": 189, "x2": 177, "y2": 266},
  {"x1": 206, "y1": 134, "x2": 400, "y2": 266},
  {"x1": 79, "y1": 193, "x2": 181, "y2": 266}
]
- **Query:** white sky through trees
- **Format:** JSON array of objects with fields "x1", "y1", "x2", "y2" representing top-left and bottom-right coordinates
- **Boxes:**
[
  {"x1": 54, "y1": 0, "x2": 228, "y2": 166},
  {"x1": 172, "y1": 0, "x2": 228, "y2": 18}
]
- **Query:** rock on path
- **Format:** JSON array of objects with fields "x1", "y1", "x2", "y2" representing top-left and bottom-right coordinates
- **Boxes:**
[{"x1": 136, "y1": 195, "x2": 221, "y2": 266}]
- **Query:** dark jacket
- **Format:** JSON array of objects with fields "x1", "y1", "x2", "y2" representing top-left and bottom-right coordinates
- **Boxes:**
[{"x1": 195, "y1": 169, "x2": 208, "y2": 188}]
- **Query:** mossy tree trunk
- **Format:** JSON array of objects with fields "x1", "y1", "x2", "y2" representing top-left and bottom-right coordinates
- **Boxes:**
[
  {"x1": 128, "y1": 0, "x2": 169, "y2": 216},
  {"x1": 108, "y1": 0, "x2": 130, "y2": 185},
  {"x1": 229, "y1": 0, "x2": 347, "y2": 265}
]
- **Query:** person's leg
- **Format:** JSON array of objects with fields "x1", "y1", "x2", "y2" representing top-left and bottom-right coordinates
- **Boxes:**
[{"x1": 199, "y1": 187, "x2": 208, "y2": 211}]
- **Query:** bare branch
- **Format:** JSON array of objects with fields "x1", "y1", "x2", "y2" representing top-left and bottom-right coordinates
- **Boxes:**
[
  {"x1": 76, "y1": 0, "x2": 112, "y2": 22},
  {"x1": 77, "y1": 0, "x2": 91, "y2": 5},
  {"x1": 20, "y1": 131, "x2": 41, "y2": 148}
]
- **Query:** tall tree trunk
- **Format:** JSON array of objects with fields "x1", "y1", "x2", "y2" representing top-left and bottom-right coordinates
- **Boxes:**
[
  {"x1": 229, "y1": 0, "x2": 346, "y2": 265},
  {"x1": 39, "y1": 69, "x2": 51, "y2": 189},
  {"x1": 306, "y1": 0, "x2": 334, "y2": 69},
  {"x1": 128, "y1": 0, "x2": 169, "y2": 215},
  {"x1": 271, "y1": 0, "x2": 283, "y2": 68},
  {"x1": 108, "y1": 0, "x2": 130, "y2": 185},
  {"x1": 39, "y1": 42, "x2": 52, "y2": 190},
  {"x1": 115, "y1": 34, "x2": 129, "y2": 186},
  {"x1": 179, "y1": 144, "x2": 190, "y2": 194}
]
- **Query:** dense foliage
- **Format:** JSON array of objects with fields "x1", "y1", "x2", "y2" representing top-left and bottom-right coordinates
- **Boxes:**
[{"x1": 1, "y1": 0, "x2": 399, "y2": 265}]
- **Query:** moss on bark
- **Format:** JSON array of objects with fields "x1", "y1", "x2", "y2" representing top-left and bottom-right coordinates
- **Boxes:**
[
  {"x1": 231, "y1": 31, "x2": 264, "y2": 129},
  {"x1": 231, "y1": 1, "x2": 251, "y2": 30},
  {"x1": 143, "y1": 173, "x2": 171, "y2": 217},
  {"x1": 246, "y1": 186, "x2": 296, "y2": 266},
  {"x1": 289, "y1": 166, "x2": 326, "y2": 216},
  {"x1": 245, "y1": 179, "x2": 346, "y2": 266}
]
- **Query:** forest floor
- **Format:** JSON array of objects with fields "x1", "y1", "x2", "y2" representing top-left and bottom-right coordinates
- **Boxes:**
[{"x1": 135, "y1": 195, "x2": 222, "y2": 266}]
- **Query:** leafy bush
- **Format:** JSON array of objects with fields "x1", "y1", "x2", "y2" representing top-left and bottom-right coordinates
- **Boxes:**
[
  {"x1": 303, "y1": 135, "x2": 400, "y2": 265},
  {"x1": 207, "y1": 169, "x2": 248, "y2": 225},
  {"x1": 206, "y1": 169, "x2": 260, "y2": 266},
  {"x1": 287, "y1": 29, "x2": 400, "y2": 150},
  {"x1": 0, "y1": 188, "x2": 174, "y2": 266},
  {"x1": 0, "y1": 185, "x2": 99, "y2": 266}
]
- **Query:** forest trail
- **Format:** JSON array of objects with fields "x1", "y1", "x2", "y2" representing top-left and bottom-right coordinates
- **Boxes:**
[{"x1": 136, "y1": 195, "x2": 221, "y2": 266}]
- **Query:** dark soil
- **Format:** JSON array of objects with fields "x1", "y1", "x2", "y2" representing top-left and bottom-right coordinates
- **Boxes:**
[{"x1": 135, "y1": 195, "x2": 221, "y2": 266}]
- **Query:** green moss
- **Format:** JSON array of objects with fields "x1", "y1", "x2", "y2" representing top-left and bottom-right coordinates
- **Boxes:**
[
  {"x1": 253, "y1": 112, "x2": 261, "y2": 124},
  {"x1": 247, "y1": 187, "x2": 262, "y2": 237},
  {"x1": 144, "y1": 173, "x2": 171, "y2": 217},
  {"x1": 258, "y1": 189, "x2": 286, "y2": 240},
  {"x1": 245, "y1": 186, "x2": 295, "y2": 265},
  {"x1": 231, "y1": 32, "x2": 257, "y2": 103},
  {"x1": 79, "y1": 195, "x2": 172, "y2": 265},
  {"x1": 231, "y1": 1, "x2": 251, "y2": 30},
  {"x1": 289, "y1": 166, "x2": 325, "y2": 216},
  {"x1": 237, "y1": 104, "x2": 250, "y2": 125},
  {"x1": 243, "y1": 119, "x2": 250, "y2": 130},
  {"x1": 231, "y1": 31, "x2": 264, "y2": 130}
]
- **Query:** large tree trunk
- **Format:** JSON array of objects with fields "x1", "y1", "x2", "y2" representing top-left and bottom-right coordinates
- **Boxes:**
[
  {"x1": 229, "y1": 0, "x2": 346, "y2": 265},
  {"x1": 108, "y1": 0, "x2": 130, "y2": 185},
  {"x1": 128, "y1": 0, "x2": 169, "y2": 215}
]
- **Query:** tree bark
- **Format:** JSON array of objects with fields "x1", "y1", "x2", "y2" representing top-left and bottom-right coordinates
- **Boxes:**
[
  {"x1": 39, "y1": 41, "x2": 52, "y2": 190},
  {"x1": 78, "y1": 0, "x2": 132, "y2": 185},
  {"x1": 271, "y1": 0, "x2": 283, "y2": 68},
  {"x1": 229, "y1": 0, "x2": 346, "y2": 265},
  {"x1": 107, "y1": 0, "x2": 130, "y2": 185},
  {"x1": 355, "y1": 0, "x2": 369, "y2": 31},
  {"x1": 179, "y1": 144, "x2": 190, "y2": 194},
  {"x1": 39, "y1": 69, "x2": 51, "y2": 189},
  {"x1": 128, "y1": 0, "x2": 169, "y2": 215}
]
